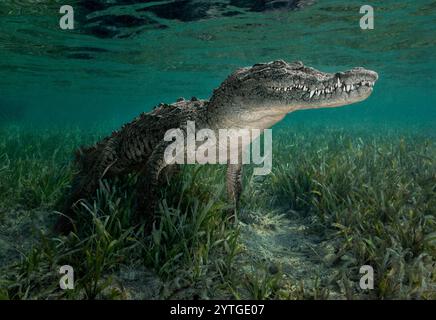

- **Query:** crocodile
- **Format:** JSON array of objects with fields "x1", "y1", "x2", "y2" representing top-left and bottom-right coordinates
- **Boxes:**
[{"x1": 55, "y1": 60, "x2": 378, "y2": 234}]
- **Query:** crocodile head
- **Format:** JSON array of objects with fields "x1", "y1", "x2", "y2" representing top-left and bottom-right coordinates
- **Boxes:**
[{"x1": 209, "y1": 60, "x2": 378, "y2": 128}]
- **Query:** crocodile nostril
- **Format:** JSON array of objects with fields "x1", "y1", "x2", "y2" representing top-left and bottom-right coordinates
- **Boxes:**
[
  {"x1": 370, "y1": 71, "x2": 379, "y2": 81},
  {"x1": 289, "y1": 60, "x2": 303, "y2": 68}
]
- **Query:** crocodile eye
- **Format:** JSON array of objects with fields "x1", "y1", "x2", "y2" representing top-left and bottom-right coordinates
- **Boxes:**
[
  {"x1": 289, "y1": 61, "x2": 304, "y2": 69},
  {"x1": 272, "y1": 60, "x2": 286, "y2": 66}
]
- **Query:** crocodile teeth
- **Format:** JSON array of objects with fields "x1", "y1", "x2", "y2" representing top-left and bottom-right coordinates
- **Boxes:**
[
  {"x1": 309, "y1": 90, "x2": 315, "y2": 98},
  {"x1": 269, "y1": 79, "x2": 373, "y2": 96}
]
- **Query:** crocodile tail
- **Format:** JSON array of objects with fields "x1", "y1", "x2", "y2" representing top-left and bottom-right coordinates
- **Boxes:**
[
  {"x1": 55, "y1": 173, "x2": 101, "y2": 234},
  {"x1": 54, "y1": 173, "x2": 84, "y2": 234},
  {"x1": 54, "y1": 145, "x2": 101, "y2": 234},
  {"x1": 74, "y1": 143, "x2": 100, "y2": 170}
]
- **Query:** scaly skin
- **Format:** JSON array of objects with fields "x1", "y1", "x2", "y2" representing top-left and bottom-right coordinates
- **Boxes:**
[{"x1": 55, "y1": 60, "x2": 378, "y2": 234}]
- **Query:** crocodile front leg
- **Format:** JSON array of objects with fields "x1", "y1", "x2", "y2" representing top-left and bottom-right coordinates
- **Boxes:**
[{"x1": 226, "y1": 162, "x2": 243, "y2": 218}]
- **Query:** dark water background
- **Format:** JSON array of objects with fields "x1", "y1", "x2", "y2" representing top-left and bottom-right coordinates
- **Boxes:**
[{"x1": 0, "y1": 0, "x2": 435, "y2": 132}]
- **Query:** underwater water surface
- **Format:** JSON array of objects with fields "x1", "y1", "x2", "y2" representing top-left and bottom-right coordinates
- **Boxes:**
[{"x1": 0, "y1": 1, "x2": 435, "y2": 300}]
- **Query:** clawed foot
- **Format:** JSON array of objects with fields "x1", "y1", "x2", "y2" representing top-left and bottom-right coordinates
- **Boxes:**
[
  {"x1": 53, "y1": 201, "x2": 78, "y2": 235},
  {"x1": 225, "y1": 206, "x2": 239, "y2": 224},
  {"x1": 54, "y1": 215, "x2": 74, "y2": 235}
]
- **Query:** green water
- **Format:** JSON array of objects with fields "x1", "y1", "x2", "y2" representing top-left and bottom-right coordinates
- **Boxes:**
[{"x1": 1, "y1": 0, "x2": 435, "y2": 131}]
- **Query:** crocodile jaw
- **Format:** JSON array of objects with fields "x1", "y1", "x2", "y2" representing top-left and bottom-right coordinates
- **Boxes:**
[{"x1": 266, "y1": 67, "x2": 378, "y2": 112}]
